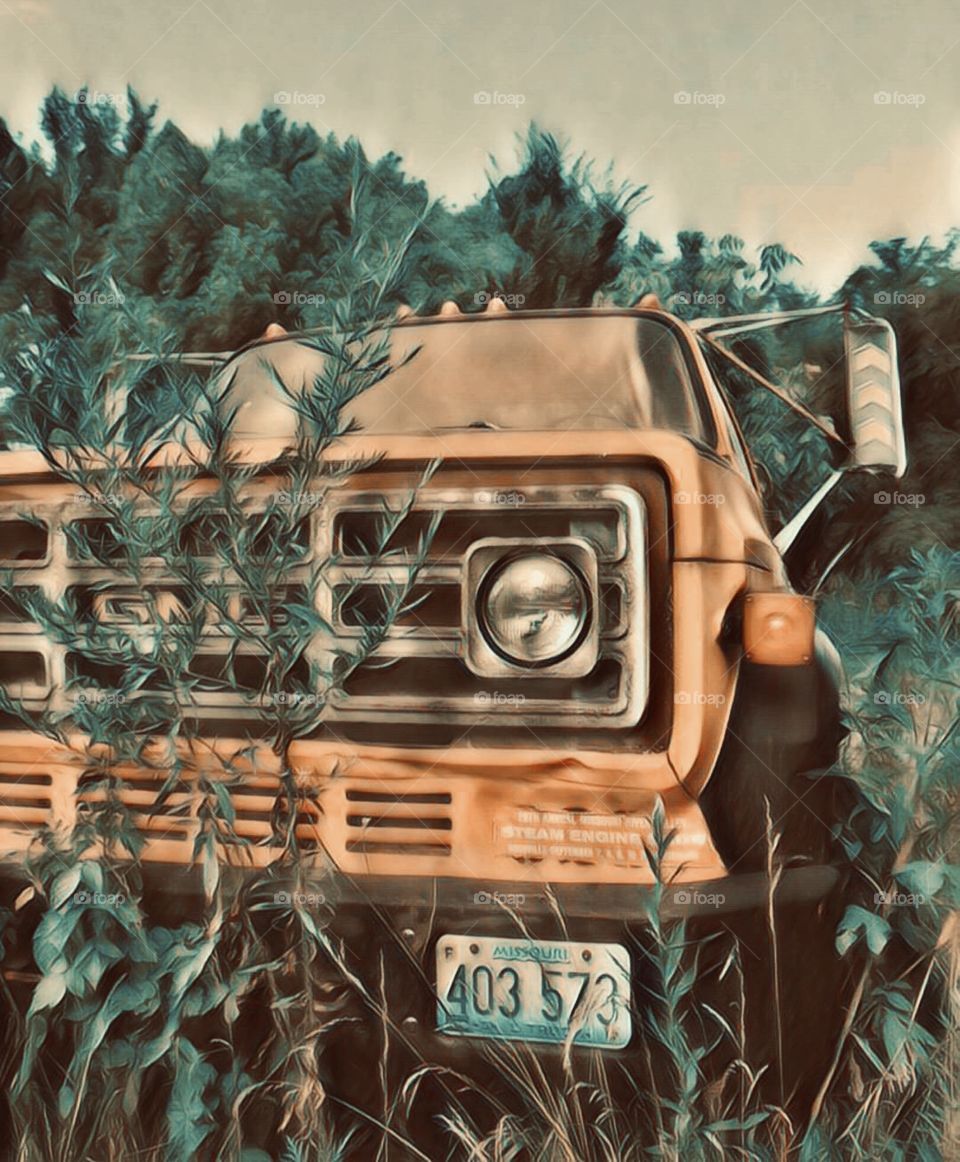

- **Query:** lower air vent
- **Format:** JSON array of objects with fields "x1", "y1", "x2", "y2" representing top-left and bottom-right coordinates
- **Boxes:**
[
  {"x1": 73, "y1": 771, "x2": 322, "y2": 852},
  {"x1": 344, "y1": 789, "x2": 452, "y2": 857},
  {"x1": 0, "y1": 771, "x2": 52, "y2": 825},
  {"x1": 77, "y1": 774, "x2": 193, "y2": 843},
  {"x1": 227, "y1": 780, "x2": 322, "y2": 850}
]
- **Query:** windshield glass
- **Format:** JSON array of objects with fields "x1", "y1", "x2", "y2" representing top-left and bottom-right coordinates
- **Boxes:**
[{"x1": 217, "y1": 315, "x2": 714, "y2": 443}]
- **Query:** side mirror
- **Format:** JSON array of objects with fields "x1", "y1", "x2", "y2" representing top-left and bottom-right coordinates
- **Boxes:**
[
  {"x1": 694, "y1": 305, "x2": 909, "y2": 590},
  {"x1": 844, "y1": 314, "x2": 906, "y2": 477}
]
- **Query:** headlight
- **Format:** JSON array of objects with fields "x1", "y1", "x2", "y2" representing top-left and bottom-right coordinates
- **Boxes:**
[{"x1": 479, "y1": 553, "x2": 590, "y2": 666}]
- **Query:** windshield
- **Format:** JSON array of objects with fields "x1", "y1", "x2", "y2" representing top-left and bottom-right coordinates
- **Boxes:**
[{"x1": 216, "y1": 314, "x2": 714, "y2": 443}]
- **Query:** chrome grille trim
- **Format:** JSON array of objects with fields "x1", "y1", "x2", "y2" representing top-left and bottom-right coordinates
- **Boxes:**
[{"x1": 321, "y1": 483, "x2": 648, "y2": 728}]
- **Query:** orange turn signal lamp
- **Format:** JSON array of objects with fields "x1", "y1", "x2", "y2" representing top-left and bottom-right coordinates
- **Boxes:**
[{"x1": 743, "y1": 593, "x2": 815, "y2": 666}]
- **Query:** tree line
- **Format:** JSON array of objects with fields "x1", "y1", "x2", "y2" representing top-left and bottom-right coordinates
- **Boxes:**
[{"x1": 0, "y1": 87, "x2": 957, "y2": 568}]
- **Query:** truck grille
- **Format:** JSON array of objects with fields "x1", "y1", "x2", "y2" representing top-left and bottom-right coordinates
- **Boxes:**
[{"x1": 0, "y1": 472, "x2": 654, "y2": 740}]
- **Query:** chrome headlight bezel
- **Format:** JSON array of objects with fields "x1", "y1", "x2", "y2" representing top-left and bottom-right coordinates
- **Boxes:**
[
  {"x1": 478, "y1": 552, "x2": 591, "y2": 666},
  {"x1": 463, "y1": 538, "x2": 600, "y2": 678}
]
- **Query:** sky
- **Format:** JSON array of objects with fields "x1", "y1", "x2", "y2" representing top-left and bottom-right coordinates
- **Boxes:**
[{"x1": 1, "y1": 0, "x2": 959, "y2": 292}]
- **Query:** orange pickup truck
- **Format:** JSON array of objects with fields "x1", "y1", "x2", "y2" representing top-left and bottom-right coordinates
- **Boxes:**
[{"x1": 0, "y1": 300, "x2": 904, "y2": 1059}]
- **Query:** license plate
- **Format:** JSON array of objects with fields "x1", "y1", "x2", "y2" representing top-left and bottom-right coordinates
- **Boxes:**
[{"x1": 435, "y1": 935, "x2": 631, "y2": 1049}]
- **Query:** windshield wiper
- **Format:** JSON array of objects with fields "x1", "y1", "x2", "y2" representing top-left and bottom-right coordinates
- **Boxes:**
[{"x1": 435, "y1": 420, "x2": 501, "y2": 431}]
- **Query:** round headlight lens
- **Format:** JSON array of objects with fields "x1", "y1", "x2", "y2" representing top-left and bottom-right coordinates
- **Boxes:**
[{"x1": 480, "y1": 553, "x2": 590, "y2": 666}]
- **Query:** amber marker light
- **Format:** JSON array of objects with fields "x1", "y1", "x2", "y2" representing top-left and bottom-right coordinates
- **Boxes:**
[{"x1": 743, "y1": 593, "x2": 815, "y2": 666}]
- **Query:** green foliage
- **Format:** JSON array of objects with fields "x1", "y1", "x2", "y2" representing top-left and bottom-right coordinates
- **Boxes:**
[
  {"x1": 0, "y1": 202, "x2": 443, "y2": 1156},
  {"x1": 806, "y1": 553, "x2": 959, "y2": 1159},
  {"x1": 1, "y1": 88, "x2": 958, "y2": 572}
]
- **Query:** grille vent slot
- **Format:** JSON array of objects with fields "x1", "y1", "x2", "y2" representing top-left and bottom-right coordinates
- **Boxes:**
[
  {"x1": 0, "y1": 771, "x2": 52, "y2": 825},
  {"x1": 0, "y1": 519, "x2": 47, "y2": 563},
  {"x1": 344, "y1": 789, "x2": 452, "y2": 857}
]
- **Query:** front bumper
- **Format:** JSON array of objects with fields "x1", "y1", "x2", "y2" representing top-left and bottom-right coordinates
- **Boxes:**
[
  {"x1": 261, "y1": 864, "x2": 838, "y2": 920},
  {"x1": 246, "y1": 865, "x2": 840, "y2": 1104},
  {"x1": 0, "y1": 860, "x2": 840, "y2": 1132}
]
